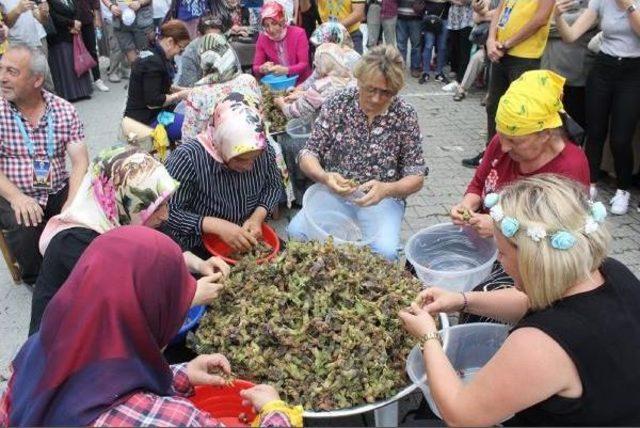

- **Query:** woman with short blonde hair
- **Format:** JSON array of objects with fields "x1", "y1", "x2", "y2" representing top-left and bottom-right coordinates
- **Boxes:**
[
  {"x1": 353, "y1": 44, "x2": 405, "y2": 95},
  {"x1": 401, "y1": 173, "x2": 640, "y2": 426}
]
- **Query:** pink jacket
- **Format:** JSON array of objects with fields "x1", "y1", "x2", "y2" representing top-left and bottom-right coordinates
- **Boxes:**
[{"x1": 252, "y1": 25, "x2": 312, "y2": 83}]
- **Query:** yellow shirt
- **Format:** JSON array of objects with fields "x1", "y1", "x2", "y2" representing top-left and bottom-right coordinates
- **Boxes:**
[
  {"x1": 317, "y1": 0, "x2": 365, "y2": 34},
  {"x1": 496, "y1": 0, "x2": 552, "y2": 59}
]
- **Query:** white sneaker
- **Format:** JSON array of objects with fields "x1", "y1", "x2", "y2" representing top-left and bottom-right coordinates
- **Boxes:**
[
  {"x1": 94, "y1": 79, "x2": 110, "y2": 92},
  {"x1": 610, "y1": 189, "x2": 630, "y2": 215},
  {"x1": 108, "y1": 73, "x2": 121, "y2": 83},
  {"x1": 442, "y1": 81, "x2": 459, "y2": 92},
  {"x1": 589, "y1": 184, "x2": 598, "y2": 201}
]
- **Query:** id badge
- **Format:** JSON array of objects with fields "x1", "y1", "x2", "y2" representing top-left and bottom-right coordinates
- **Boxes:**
[
  {"x1": 32, "y1": 158, "x2": 52, "y2": 189},
  {"x1": 498, "y1": 5, "x2": 513, "y2": 28}
]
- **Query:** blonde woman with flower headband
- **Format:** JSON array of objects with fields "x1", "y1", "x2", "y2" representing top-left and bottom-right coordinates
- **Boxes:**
[{"x1": 400, "y1": 173, "x2": 640, "y2": 426}]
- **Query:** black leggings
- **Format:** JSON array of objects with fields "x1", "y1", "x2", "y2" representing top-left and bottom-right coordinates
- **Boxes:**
[{"x1": 585, "y1": 53, "x2": 640, "y2": 189}]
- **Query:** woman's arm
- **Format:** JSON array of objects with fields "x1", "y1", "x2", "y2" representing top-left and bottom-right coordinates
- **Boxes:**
[
  {"x1": 285, "y1": 29, "x2": 310, "y2": 76},
  {"x1": 252, "y1": 35, "x2": 268, "y2": 76},
  {"x1": 500, "y1": 0, "x2": 555, "y2": 51},
  {"x1": 141, "y1": 69, "x2": 170, "y2": 108},
  {"x1": 554, "y1": 2, "x2": 598, "y2": 43}
]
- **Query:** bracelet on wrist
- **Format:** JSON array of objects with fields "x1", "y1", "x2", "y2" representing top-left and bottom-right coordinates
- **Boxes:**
[
  {"x1": 460, "y1": 291, "x2": 468, "y2": 312},
  {"x1": 420, "y1": 331, "x2": 441, "y2": 348}
]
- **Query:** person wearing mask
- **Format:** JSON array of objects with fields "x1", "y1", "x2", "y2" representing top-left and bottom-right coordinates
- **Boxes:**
[
  {"x1": 287, "y1": 45, "x2": 427, "y2": 260},
  {"x1": 124, "y1": 19, "x2": 192, "y2": 143},
  {"x1": 556, "y1": 0, "x2": 640, "y2": 215},
  {"x1": 252, "y1": 1, "x2": 311, "y2": 82},
  {"x1": 461, "y1": 0, "x2": 555, "y2": 168},
  {"x1": 418, "y1": 0, "x2": 451, "y2": 84},
  {"x1": 28, "y1": 145, "x2": 231, "y2": 334},
  {"x1": 395, "y1": 0, "x2": 422, "y2": 76},
  {"x1": 0, "y1": 44, "x2": 89, "y2": 285},
  {"x1": 401, "y1": 174, "x2": 640, "y2": 426},
  {"x1": 316, "y1": 0, "x2": 366, "y2": 53},
  {"x1": 1, "y1": 226, "x2": 302, "y2": 427}
]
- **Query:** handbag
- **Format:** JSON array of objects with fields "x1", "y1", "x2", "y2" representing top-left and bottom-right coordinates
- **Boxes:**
[
  {"x1": 422, "y1": 5, "x2": 445, "y2": 34},
  {"x1": 72, "y1": 34, "x2": 97, "y2": 77},
  {"x1": 469, "y1": 22, "x2": 489, "y2": 45}
]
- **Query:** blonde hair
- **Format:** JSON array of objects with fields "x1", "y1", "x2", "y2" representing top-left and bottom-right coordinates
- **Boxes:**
[
  {"x1": 353, "y1": 45, "x2": 405, "y2": 94},
  {"x1": 498, "y1": 174, "x2": 610, "y2": 310}
]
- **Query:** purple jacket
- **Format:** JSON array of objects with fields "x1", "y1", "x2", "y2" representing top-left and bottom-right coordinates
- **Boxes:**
[{"x1": 252, "y1": 25, "x2": 312, "y2": 83}]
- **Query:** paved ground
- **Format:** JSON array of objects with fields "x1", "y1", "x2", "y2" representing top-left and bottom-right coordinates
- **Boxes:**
[{"x1": 1, "y1": 68, "x2": 639, "y2": 425}]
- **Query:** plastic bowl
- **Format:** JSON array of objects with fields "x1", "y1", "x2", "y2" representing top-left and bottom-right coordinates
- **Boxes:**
[
  {"x1": 203, "y1": 224, "x2": 280, "y2": 265},
  {"x1": 260, "y1": 74, "x2": 299, "y2": 91},
  {"x1": 300, "y1": 184, "x2": 379, "y2": 246},
  {"x1": 286, "y1": 117, "x2": 313, "y2": 139},
  {"x1": 405, "y1": 223, "x2": 497, "y2": 292},
  {"x1": 188, "y1": 380, "x2": 257, "y2": 426},
  {"x1": 170, "y1": 305, "x2": 206, "y2": 345},
  {"x1": 406, "y1": 323, "x2": 510, "y2": 420}
]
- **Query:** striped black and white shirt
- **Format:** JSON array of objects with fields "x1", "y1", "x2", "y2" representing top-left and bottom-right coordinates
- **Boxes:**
[{"x1": 165, "y1": 139, "x2": 282, "y2": 250}]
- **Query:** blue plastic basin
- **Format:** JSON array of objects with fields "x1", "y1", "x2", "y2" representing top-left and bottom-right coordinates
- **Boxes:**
[
  {"x1": 170, "y1": 305, "x2": 206, "y2": 345},
  {"x1": 261, "y1": 74, "x2": 299, "y2": 91}
]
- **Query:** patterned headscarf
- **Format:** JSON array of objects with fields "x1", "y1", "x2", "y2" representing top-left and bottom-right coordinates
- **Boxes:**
[
  {"x1": 198, "y1": 92, "x2": 266, "y2": 163},
  {"x1": 310, "y1": 21, "x2": 354, "y2": 48},
  {"x1": 314, "y1": 43, "x2": 352, "y2": 79},
  {"x1": 260, "y1": 1, "x2": 288, "y2": 41},
  {"x1": 197, "y1": 33, "x2": 241, "y2": 86},
  {"x1": 39, "y1": 145, "x2": 179, "y2": 254},
  {"x1": 496, "y1": 70, "x2": 566, "y2": 137}
]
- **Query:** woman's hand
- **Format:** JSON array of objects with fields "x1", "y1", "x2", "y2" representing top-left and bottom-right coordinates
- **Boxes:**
[
  {"x1": 322, "y1": 172, "x2": 355, "y2": 196},
  {"x1": 240, "y1": 384, "x2": 281, "y2": 412},
  {"x1": 218, "y1": 219, "x2": 259, "y2": 251},
  {"x1": 110, "y1": 4, "x2": 122, "y2": 17},
  {"x1": 128, "y1": 0, "x2": 141, "y2": 11},
  {"x1": 554, "y1": 0, "x2": 575, "y2": 15},
  {"x1": 70, "y1": 20, "x2": 82, "y2": 34},
  {"x1": 487, "y1": 38, "x2": 504, "y2": 62},
  {"x1": 354, "y1": 180, "x2": 390, "y2": 207},
  {"x1": 450, "y1": 203, "x2": 474, "y2": 226},
  {"x1": 467, "y1": 213, "x2": 494, "y2": 238},
  {"x1": 399, "y1": 302, "x2": 439, "y2": 339},
  {"x1": 186, "y1": 354, "x2": 232, "y2": 386},
  {"x1": 271, "y1": 65, "x2": 288, "y2": 75},
  {"x1": 274, "y1": 96, "x2": 287, "y2": 111},
  {"x1": 242, "y1": 217, "x2": 263, "y2": 240},
  {"x1": 260, "y1": 61, "x2": 274, "y2": 74},
  {"x1": 198, "y1": 256, "x2": 231, "y2": 278},
  {"x1": 192, "y1": 273, "x2": 224, "y2": 306},
  {"x1": 415, "y1": 287, "x2": 466, "y2": 314}
]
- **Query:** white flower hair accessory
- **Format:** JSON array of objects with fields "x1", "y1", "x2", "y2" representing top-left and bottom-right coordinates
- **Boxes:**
[
  {"x1": 526, "y1": 226, "x2": 547, "y2": 242},
  {"x1": 489, "y1": 205, "x2": 504, "y2": 222}
]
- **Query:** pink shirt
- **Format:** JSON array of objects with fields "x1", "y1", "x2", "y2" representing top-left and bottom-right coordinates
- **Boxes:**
[
  {"x1": 252, "y1": 25, "x2": 312, "y2": 83},
  {"x1": 466, "y1": 134, "x2": 590, "y2": 202}
]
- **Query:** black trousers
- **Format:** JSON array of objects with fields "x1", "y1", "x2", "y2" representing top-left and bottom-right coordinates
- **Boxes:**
[
  {"x1": 81, "y1": 22, "x2": 101, "y2": 81},
  {"x1": 449, "y1": 27, "x2": 472, "y2": 82},
  {"x1": 585, "y1": 53, "x2": 640, "y2": 189},
  {"x1": 0, "y1": 185, "x2": 68, "y2": 284},
  {"x1": 486, "y1": 55, "x2": 540, "y2": 144},
  {"x1": 563, "y1": 85, "x2": 586, "y2": 130}
]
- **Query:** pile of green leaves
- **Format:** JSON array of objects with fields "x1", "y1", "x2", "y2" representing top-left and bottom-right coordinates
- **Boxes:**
[
  {"x1": 190, "y1": 240, "x2": 426, "y2": 411},
  {"x1": 261, "y1": 85, "x2": 288, "y2": 133}
]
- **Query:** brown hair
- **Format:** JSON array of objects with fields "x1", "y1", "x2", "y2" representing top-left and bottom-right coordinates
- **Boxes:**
[
  {"x1": 159, "y1": 20, "x2": 191, "y2": 44},
  {"x1": 353, "y1": 45, "x2": 405, "y2": 95}
]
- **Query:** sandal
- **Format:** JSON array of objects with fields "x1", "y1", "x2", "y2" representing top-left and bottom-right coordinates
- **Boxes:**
[{"x1": 453, "y1": 91, "x2": 466, "y2": 102}]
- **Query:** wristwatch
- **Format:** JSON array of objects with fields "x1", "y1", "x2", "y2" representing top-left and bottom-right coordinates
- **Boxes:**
[{"x1": 628, "y1": 3, "x2": 638, "y2": 14}]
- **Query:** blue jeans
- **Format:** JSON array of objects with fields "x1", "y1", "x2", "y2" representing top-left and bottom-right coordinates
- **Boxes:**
[
  {"x1": 396, "y1": 18, "x2": 423, "y2": 71},
  {"x1": 350, "y1": 29, "x2": 364, "y2": 55},
  {"x1": 422, "y1": 20, "x2": 449, "y2": 75},
  {"x1": 287, "y1": 197, "x2": 405, "y2": 260}
]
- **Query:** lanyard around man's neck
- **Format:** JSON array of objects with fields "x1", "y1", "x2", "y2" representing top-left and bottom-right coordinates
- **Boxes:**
[{"x1": 13, "y1": 110, "x2": 55, "y2": 159}]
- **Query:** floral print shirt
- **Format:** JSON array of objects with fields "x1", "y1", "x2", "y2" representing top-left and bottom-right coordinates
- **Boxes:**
[
  {"x1": 300, "y1": 87, "x2": 427, "y2": 183},
  {"x1": 447, "y1": 3, "x2": 473, "y2": 30},
  {"x1": 181, "y1": 74, "x2": 260, "y2": 141}
]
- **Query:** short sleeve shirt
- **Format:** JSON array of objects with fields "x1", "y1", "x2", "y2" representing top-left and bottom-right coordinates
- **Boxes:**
[
  {"x1": 301, "y1": 87, "x2": 427, "y2": 184},
  {"x1": 317, "y1": 0, "x2": 366, "y2": 33},
  {"x1": 0, "y1": 0, "x2": 46, "y2": 47},
  {"x1": 0, "y1": 91, "x2": 85, "y2": 205},
  {"x1": 588, "y1": 0, "x2": 640, "y2": 58},
  {"x1": 496, "y1": 0, "x2": 552, "y2": 59}
]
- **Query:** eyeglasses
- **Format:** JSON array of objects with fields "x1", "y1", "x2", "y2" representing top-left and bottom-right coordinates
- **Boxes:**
[{"x1": 360, "y1": 84, "x2": 396, "y2": 98}]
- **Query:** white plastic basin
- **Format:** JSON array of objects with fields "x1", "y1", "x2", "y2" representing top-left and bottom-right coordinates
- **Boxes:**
[{"x1": 405, "y1": 223, "x2": 497, "y2": 292}]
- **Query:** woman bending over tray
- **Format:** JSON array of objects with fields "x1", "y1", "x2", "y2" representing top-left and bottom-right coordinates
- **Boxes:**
[
  {"x1": 287, "y1": 45, "x2": 427, "y2": 260},
  {"x1": 0, "y1": 227, "x2": 302, "y2": 427},
  {"x1": 448, "y1": 70, "x2": 590, "y2": 312},
  {"x1": 401, "y1": 174, "x2": 640, "y2": 426},
  {"x1": 28, "y1": 145, "x2": 229, "y2": 336}
]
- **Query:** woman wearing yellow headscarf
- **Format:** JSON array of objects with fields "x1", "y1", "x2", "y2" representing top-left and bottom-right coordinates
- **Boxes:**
[{"x1": 442, "y1": 70, "x2": 590, "y2": 312}]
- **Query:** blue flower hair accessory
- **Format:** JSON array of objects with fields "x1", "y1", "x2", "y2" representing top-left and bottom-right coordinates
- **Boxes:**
[
  {"x1": 484, "y1": 193, "x2": 500, "y2": 209},
  {"x1": 590, "y1": 201, "x2": 607, "y2": 223},
  {"x1": 500, "y1": 217, "x2": 520, "y2": 238},
  {"x1": 550, "y1": 231, "x2": 577, "y2": 250}
]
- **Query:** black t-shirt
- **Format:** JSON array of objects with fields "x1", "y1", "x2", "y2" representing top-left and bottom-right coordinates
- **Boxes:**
[
  {"x1": 28, "y1": 228, "x2": 100, "y2": 335},
  {"x1": 124, "y1": 45, "x2": 175, "y2": 125},
  {"x1": 424, "y1": 0, "x2": 450, "y2": 17},
  {"x1": 507, "y1": 258, "x2": 640, "y2": 426}
]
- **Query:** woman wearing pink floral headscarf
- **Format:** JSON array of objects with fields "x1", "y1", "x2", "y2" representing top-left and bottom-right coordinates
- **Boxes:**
[
  {"x1": 252, "y1": 1, "x2": 312, "y2": 82},
  {"x1": 165, "y1": 92, "x2": 283, "y2": 255}
]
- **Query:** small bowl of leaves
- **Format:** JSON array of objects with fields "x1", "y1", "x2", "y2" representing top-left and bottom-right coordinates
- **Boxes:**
[{"x1": 203, "y1": 223, "x2": 281, "y2": 265}]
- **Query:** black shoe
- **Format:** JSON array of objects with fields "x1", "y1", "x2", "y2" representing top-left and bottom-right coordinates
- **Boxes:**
[
  {"x1": 435, "y1": 73, "x2": 450, "y2": 84},
  {"x1": 462, "y1": 151, "x2": 484, "y2": 168},
  {"x1": 418, "y1": 73, "x2": 429, "y2": 84}
]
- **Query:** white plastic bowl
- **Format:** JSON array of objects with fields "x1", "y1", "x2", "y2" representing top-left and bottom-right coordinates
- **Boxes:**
[
  {"x1": 300, "y1": 184, "x2": 379, "y2": 246},
  {"x1": 286, "y1": 117, "x2": 313, "y2": 139},
  {"x1": 406, "y1": 323, "x2": 510, "y2": 420},
  {"x1": 405, "y1": 223, "x2": 497, "y2": 292}
]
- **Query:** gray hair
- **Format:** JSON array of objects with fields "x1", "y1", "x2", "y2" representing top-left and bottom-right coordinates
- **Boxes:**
[{"x1": 6, "y1": 43, "x2": 48, "y2": 78}]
